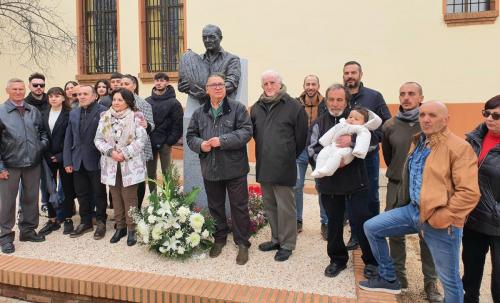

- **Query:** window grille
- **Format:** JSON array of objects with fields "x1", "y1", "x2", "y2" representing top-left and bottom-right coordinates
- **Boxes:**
[
  {"x1": 447, "y1": 0, "x2": 491, "y2": 13},
  {"x1": 145, "y1": 0, "x2": 185, "y2": 72},
  {"x1": 83, "y1": 0, "x2": 118, "y2": 74}
]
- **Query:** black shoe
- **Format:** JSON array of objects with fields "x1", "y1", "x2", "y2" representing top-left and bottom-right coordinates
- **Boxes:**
[
  {"x1": 258, "y1": 241, "x2": 280, "y2": 252},
  {"x1": 363, "y1": 264, "x2": 379, "y2": 279},
  {"x1": 70, "y1": 223, "x2": 93, "y2": 238},
  {"x1": 346, "y1": 236, "x2": 359, "y2": 250},
  {"x1": 127, "y1": 230, "x2": 137, "y2": 246},
  {"x1": 320, "y1": 223, "x2": 328, "y2": 241},
  {"x1": 110, "y1": 228, "x2": 127, "y2": 243},
  {"x1": 63, "y1": 219, "x2": 74, "y2": 235},
  {"x1": 93, "y1": 222, "x2": 106, "y2": 240},
  {"x1": 39, "y1": 220, "x2": 61, "y2": 236},
  {"x1": 324, "y1": 263, "x2": 347, "y2": 277},
  {"x1": 19, "y1": 230, "x2": 45, "y2": 242},
  {"x1": 1, "y1": 242, "x2": 15, "y2": 254},
  {"x1": 209, "y1": 241, "x2": 226, "y2": 258},
  {"x1": 274, "y1": 248, "x2": 292, "y2": 261},
  {"x1": 297, "y1": 220, "x2": 303, "y2": 233}
]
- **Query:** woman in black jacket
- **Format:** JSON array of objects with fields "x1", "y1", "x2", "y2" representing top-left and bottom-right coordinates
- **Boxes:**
[
  {"x1": 463, "y1": 95, "x2": 500, "y2": 303},
  {"x1": 308, "y1": 84, "x2": 377, "y2": 278},
  {"x1": 39, "y1": 87, "x2": 76, "y2": 236}
]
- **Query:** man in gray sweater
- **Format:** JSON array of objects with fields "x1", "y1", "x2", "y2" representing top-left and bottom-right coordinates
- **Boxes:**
[{"x1": 381, "y1": 82, "x2": 442, "y2": 302}]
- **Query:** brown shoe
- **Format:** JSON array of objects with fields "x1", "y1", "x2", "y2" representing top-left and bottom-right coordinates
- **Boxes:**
[
  {"x1": 93, "y1": 222, "x2": 106, "y2": 240},
  {"x1": 424, "y1": 281, "x2": 443, "y2": 303},
  {"x1": 209, "y1": 241, "x2": 226, "y2": 258},
  {"x1": 236, "y1": 245, "x2": 249, "y2": 265},
  {"x1": 321, "y1": 223, "x2": 328, "y2": 241}
]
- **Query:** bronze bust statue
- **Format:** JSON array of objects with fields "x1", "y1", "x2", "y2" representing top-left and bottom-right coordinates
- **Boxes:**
[{"x1": 178, "y1": 24, "x2": 241, "y2": 101}]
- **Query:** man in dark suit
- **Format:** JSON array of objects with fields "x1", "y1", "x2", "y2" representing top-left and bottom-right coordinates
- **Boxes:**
[{"x1": 64, "y1": 85, "x2": 107, "y2": 240}]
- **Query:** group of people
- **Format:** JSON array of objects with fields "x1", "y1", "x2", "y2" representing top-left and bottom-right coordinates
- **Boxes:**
[
  {"x1": 185, "y1": 61, "x2": 498, "y2": 303},
  {"x1": 0, "y1": 59, "x2": 499, "y2": 303},
  {"x1": 0, "y1": 71, "x2": 183, "y2": 250}
]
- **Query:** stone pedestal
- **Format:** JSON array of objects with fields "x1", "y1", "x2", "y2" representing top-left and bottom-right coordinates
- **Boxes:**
[{"x1": 183, "y1": 58, "x2": 248, "y2": 209}]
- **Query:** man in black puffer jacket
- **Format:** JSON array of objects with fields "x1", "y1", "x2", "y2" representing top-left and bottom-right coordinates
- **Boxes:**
[{"x1": 145, "y1": 72, "x2": 183, "y2": 193}]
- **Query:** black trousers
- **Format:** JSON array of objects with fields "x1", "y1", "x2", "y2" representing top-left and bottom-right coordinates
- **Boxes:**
[
  {"x1": 321, "y1": 190, "x2": 377, "y2": 266},
  {"x1": 137, "y1": 181, "x2": 145, "y2": 209},
  {"x1": 47, "y1": 161, "x2": 75, "y2": 220},
  {"x1": 203, "y1": 176, "x2": 251, "y2": 247},
  {"x1": 73, "y1": 165, "x2": 107, "y2": 225},
  {"x1": 462, "y1": 227, "x2": 500, "y2": 303}
]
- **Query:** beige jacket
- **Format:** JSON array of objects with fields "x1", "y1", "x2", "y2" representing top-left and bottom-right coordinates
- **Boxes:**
[{"x1": 399, "y1": 128, "x2": 481, "y2": 228}]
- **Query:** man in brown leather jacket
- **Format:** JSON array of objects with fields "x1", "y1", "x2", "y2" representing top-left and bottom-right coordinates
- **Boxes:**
[{"x1": 359, "y1": 101, "x2": 480, "y2": 303}]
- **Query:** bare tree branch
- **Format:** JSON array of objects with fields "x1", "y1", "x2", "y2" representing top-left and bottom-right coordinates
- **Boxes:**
[{"x1": 0, "y1": 0, "x2": 76, "y2": 73}]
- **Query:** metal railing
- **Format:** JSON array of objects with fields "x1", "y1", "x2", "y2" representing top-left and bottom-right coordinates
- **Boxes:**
[
  {"x1": 446, "y1": 0, "x2": 491, "y2": 13},
  {"x1": 145, "y1": 0, "x2": 185, "y2": 72}
]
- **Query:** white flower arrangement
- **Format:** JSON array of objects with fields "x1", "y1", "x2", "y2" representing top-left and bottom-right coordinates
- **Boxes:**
[{"x1": 130, "y1": 165, "x2": 215, "y2": 259}]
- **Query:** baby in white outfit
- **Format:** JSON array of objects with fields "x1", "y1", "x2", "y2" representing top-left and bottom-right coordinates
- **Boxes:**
[{"x1": 311, "y1": 107, "x2": 382, "y2": 178}]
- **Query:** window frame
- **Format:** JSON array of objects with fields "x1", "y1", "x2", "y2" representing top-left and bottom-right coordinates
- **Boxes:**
[
  {"x1": 76, "y1": 0, "x2": 121, "y2": 83},
  {"x1": 138, "y1": 0, "x2": 186, "y2": 83},
  {"x1": 443, "y1": 0, "x2": 499, "y2": 26}
]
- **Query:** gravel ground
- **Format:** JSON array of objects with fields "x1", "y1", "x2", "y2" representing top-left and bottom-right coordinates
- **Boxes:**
[
  {"x1": 8, "y1": 193, "x2": 356, "y2": 299},
  {"x1": 3, "y1": 161, "x2": 494, "y2": 302}
]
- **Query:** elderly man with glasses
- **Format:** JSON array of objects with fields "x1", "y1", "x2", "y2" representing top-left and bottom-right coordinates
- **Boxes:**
[{"x1": 186, "y1": 73, "x2": 253, "y2": 265}]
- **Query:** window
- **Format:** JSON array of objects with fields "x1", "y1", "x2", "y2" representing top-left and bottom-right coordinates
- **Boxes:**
[
  {"x1": 79, "y1": 0, "x2": 119, "y2": 75},
  {"x1": 139, "y1": 0, "x2": 185, "y2": 81},
  {"x1": 447, "y1": 0, "x2": 490, "y2": 13},
  {"x1": 444, "y1": 0, "x2": 499, "y2": 25}
]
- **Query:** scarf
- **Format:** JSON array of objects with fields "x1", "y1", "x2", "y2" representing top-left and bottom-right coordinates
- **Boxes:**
[
  {"x1": 396, "y1": 106, "x2": 419, "y2": 122},
  {"x1": 101, "y1": 108, "x2": 136, "y2": 152},
  {"x1": 258, "y1": 84, "x2": 287, "y2": 104}
]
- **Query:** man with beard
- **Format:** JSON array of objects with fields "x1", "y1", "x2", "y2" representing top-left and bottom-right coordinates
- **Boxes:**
[
  {"x1": 25, "y1": 73, "x2": 49, "y2": 113},
  {"x1": 381, "y1": 82, "x2": 442, "y2": 302},
  {"x1": 295, "y1": 75, "x2": 328, "y2": 237},
  {"x1": 251, "y1": 70, "x2": 308, "y2": 262},
  {"x1": 341, "y1": 61, "x2": 391, "y2": 250},
  {"x1": 145, "y1": 72, "x2": 183, "y2": 193}
]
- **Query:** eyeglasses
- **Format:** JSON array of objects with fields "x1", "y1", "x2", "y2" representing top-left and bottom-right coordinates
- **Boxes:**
[
  {"x1": 482, "y1": 110, "x2": 500, "y2": 120},
  {"x1": 206, "y1": 83, "x2": 225, "y2": 89},
  {"x1": 32, "y1": 83, "x2": 45, "y2": 88}
]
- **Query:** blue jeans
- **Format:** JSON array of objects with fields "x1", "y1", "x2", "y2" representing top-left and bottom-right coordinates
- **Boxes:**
[
  {"x1": 294, "y1": 149, "x2": 328, "y2": 224},
  {"x1": 364, "y1": 203, "x2": 464, "y2": 303}
]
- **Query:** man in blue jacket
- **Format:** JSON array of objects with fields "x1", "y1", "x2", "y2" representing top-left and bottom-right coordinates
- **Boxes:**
[
  {"x1": 64, "y1": 85, "x2": 107, "y2": 240},
  {"x1": 341, "y1": 61, "x2": 391, "y2": 250}
]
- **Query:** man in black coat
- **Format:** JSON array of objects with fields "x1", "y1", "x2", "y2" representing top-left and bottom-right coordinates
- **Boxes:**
[
  {"x1": 308, "y1": 83, "x2": 377, "y2": 278},
  {"x1": 342, "y1": 61, "x2": 391, "y2": 250},
  {"x1": 145, "y1": 72, "x2": 183, "y2": 193},
  {"x1": 250, "y1": 70, "x2": 308, "y2": 262},
  {"x1": 63, "y1": 85, "x2": 107, "y2": 240}
]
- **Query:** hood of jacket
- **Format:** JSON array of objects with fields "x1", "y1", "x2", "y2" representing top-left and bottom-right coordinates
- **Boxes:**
[{"x1": 149, "y1": 85, "x2": 176, "y2": 102}]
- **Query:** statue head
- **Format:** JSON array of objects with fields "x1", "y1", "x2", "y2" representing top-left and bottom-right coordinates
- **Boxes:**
[{"x1": 202, "y1": 24, "x2": 223, "y2": 53}]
